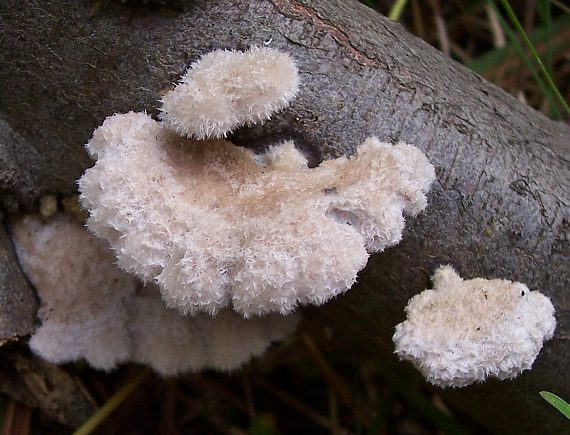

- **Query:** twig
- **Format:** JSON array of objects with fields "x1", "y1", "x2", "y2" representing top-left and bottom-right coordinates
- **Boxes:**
[
  {"x1": 434, "y1": 13, "x2": 450, "y2": 56},
  {"x1": 254, "y1": 378, "x2": 344, "y2": 432},
  {"x1": 498, "y1": 0, "x2": 570, "y2": 115},
  {"x1": 1, "y1": 400, "x2": 31, "y2": 435},
  {"x1": 551, "y1": 0, "x2": 570, "y2": 15},
  {"x1": 193, "y1": 376, "x2": 251, "y2": 415},
  {"x1": 300, "y1": 333, "x2": 371, "y2": 427},
  {"x1": 160, "y1": 381, "x2": 179, "y2": 435},
  {"x1": 241, "y1": 373, "x2": 257, "y2": 419},
  {"x1": 328, "y1": 387, "x2": 339, "y2": 435},
  {"x1": 411, "y1": 0, "x2": 425, "y2": 40},
  {"x1": 485, "y1": 3, "x2": 506, "y2": 47},
  {"x1": 427, "y1": 0, "x2": 450, "y2": 56},
  {"x1": 388, "y1": 0, "x2": 409, "y2": 22},
  {"x1": 72, "y1": 368, "x2": 150, "y2": 435}
]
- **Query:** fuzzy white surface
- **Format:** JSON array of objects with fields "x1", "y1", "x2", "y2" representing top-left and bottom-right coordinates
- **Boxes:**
[
  {"x1": 393, "y1": 266, "x2": 556, "y2": 388},
  {"x1": 11, "y1": 214, "x2": 299, "y2": 376},
  {"x1": 160, "y1": 47, "x2": 299, "y2": 139},
  {"x1": 129, "y1": 287, "x2": 299, "y2": 374},
  {"x1": 78, "y1": 112, "x2": 435, "y2": 317},
  {"x1": 11, "y1": 213, "x2": 134, "y2": 370}
]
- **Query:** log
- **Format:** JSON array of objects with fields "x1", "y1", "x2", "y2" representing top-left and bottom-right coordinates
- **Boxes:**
[
  {"x1": 0, "y1": 223, "x2": 36, "y2": 341},
  {"x1": 0, "y1": 347, "x2": 96, "y2": 427},
  {"x1": 0, "y1": 0, "x2": 568, "y2": 432}
]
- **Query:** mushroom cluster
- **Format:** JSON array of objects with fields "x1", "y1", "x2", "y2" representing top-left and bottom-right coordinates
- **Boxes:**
[
  {"x1": 14, "y1": 47, "x2": 552, "y2": 387},
  {"x1": 78, "y1": 48, "x2": 436, "y2": 318},
  {"x1": 12, "y1": 47, "x2": 436, "y2": 375},
  {"x1": 12, "y1": 214, "x2": 299, "y2": 375}
]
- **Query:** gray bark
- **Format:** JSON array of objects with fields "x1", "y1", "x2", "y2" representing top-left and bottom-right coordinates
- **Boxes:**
[
  {"x1": 0, "y1": 348, "x2": 96, "y2": 427},
  {"x1": 0, "y1": 221, "x2": 36, "y2": 341},
  {"x1": 0, "y1": 0, "x2": 568, "y2": 433}
]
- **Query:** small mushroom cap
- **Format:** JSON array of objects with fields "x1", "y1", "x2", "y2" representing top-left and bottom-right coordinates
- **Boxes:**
[
  {"x1": 79, "y1": 112, "x2": 435, "y2": 317},
  {"x1": 130, "y1": 287, "x2": 300, "y2": 375},
  {"x1": 393, "y1": 266, "x2": 556, "y2": 388},
  {"x1": 11, "y1": 213, "x2": 299, "y2": 375},
  {"x1": 159, "y1": 47, "x2": 299, "y2": 139},
  {"x1": 11, "y1": 213, "x2": 135, "y2": 370}
]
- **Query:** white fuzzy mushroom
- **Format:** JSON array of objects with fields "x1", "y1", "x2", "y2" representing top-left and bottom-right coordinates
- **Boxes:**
[
  {"x1": 160, "y1": 47, "x2": 299, "y2": 139},
  {"x1": 129, "y1": 287, "x2": 299, "y2": 374},
  {"x1": 10, "y1": 213, "x2": 299, "y2": 376},
  {"x1": 393, "y1": 265, "x2": 556, "y2": 388},
  {"x1": 78, "y1": 111, "x2": 435, "y2": 317},
  {"x1": 11, "y1": 213, "x2": 135, "y2": 370}
]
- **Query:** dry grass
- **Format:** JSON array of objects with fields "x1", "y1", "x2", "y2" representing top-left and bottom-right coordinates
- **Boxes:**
[{"x1": 368, "y1": 0, "x2": 570, "y2": 120}]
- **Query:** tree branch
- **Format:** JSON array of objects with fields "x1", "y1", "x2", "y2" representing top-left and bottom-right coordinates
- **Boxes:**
[{"x1": 0, "y1": 0, "x2": 568, "y2": 432}]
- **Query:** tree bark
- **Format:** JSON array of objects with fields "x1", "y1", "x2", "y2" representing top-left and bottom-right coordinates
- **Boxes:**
[
  {"x1": 0, "y1": 0, "x2": 568, "y2": 433},
  {"x1": 0, "y1": 224, "x2": 36, "y2": 341},
  {"x1": 0, "y1": 347, "x2": 96, "y2": 427}
]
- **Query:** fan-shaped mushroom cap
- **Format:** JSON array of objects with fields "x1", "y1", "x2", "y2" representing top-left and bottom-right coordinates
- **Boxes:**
[
  {"x1": 393, "y1": 266, "x2": 556, "y2": 387},
  {"x1": 79, "y1": 112, "x2": 434, "y2": 317},
  {"x1": 11, "y1": 214, "x2": 299, "y2": 375},
  {"x1": 160, "y1": 47, "x2": 299, "y2": 139}
]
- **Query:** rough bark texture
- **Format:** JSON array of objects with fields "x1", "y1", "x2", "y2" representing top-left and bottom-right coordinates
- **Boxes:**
[
  {"x1": 0, "y1": 0, "x2": 568, "y2": 433},
  {"x1": 0, "y1": 115, "x2": 46, "y2": 211},
  {"x1": 0, "y1": 222, "x2": 36, "y2": 342},
  {"x1": 0, "y1": 347, "x2": 96, "y2": 427}
]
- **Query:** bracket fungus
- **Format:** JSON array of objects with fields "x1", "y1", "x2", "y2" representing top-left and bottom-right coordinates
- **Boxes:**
[
  {"x1": 393, "y1": 266, "x2": 556, "y2": 388},
  {"x1": 78, "y1": 47, "x2": 436, "y2": 318},
  {"x1": 160, "y1": 47, "x2": 299, "y2": 139},
  {"x1": 11, "y1": 214, "x2": 299, "y2": 375}
]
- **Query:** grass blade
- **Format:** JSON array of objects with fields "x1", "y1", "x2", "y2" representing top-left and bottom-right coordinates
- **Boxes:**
[
  {"x1": 72, "y1": 368, "x2": 150, "y2": 435},
  {"x1": 540, "y1": 391, "x2": 570, "y2": 421},
  {"x1": 498, "y1": 0, "x2": 570, "y2": 116},
  {"x1": 376, "y1": 363, "x2": 468, "y2": 434},
  {"x1": 537, "y1": 0, "x2": 553, "y2": 76},
  {"x1": 388, "y1": 0, "x2": 409, "y2": 21},
  {"x1": 486, "y1": 1, "x2": 560, "y2": 118}
]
